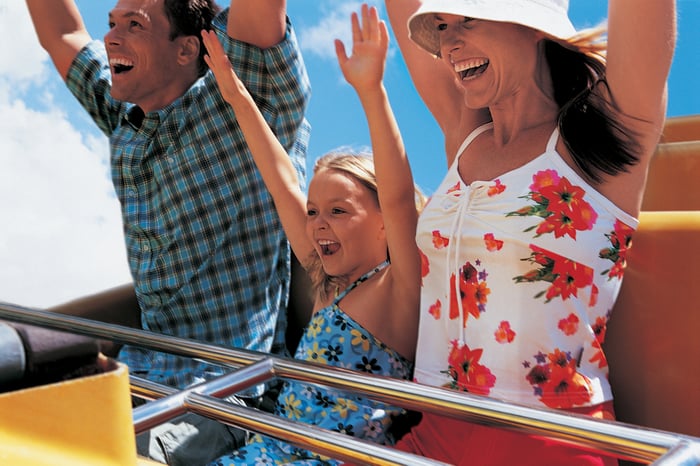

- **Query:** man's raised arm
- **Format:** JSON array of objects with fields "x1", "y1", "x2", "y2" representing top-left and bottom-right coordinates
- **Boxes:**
[
  {"x1": 26, "y1": 0, "x2": 91, "y2": 80},
  {"x1": 227, "y1": 0, "x2": 287, "y2": 49}
]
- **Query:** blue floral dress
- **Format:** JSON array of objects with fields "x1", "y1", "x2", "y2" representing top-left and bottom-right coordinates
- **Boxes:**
[{"x1": 209, "y1": 261, "x2": 414, "y2": 465}]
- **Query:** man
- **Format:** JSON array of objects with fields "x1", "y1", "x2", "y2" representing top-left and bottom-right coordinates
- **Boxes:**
[{"x1": 25, "y1": 0, "x2": 311, "y2": 463}]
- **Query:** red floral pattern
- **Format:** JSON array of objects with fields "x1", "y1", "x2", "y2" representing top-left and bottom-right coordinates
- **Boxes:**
[
  {"x1": 443, "y1": 339, "x2": 496, "y2": 395},
  {"x1": 415, "y1": 157, "x2": 629, "y2": 409},
  {"x1": 494, "y1": 321, "x2": 516, "y2": 343},
  {"x1": 508, "y1": 169, "x2": 598, "y2": 239},
  {"x1": 525, "y1": 348, "x2": 593, "y2": 408},
  {"x1": 514, "y1": 245, "x2": 594, "y2": 303},
  {"x1": 599, "y1": 219, "x2": 634, "y2": 280},
  {"x1": 449, "y1": 260, "x2": 490, "y2": 327}
]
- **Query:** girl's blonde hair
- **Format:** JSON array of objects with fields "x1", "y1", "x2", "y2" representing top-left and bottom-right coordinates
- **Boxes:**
[{"x1": 304, "y1": 150, "x2": 427, "y2": 301}]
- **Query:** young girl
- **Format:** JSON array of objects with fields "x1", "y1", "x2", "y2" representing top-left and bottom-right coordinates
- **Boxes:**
[
  {"x1": 202, "y1": 5, "x2": 424, "y2": 464},
  {"x1": 381, "y1": 0, "x2": 676, "y2": 464}
]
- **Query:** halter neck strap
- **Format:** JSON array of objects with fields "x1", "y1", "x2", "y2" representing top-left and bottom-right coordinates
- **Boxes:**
[{"x1": 334, "y1": 260, "x2": 390, "y2": 304}]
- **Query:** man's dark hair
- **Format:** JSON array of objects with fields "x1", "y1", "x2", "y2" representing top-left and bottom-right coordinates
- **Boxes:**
[{"x1": 164, "y1": 0, "x2": 222, "y2": 77}]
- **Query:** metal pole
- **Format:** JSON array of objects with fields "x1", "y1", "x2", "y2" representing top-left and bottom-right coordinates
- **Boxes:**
[{"x1": 2, "y1": 302, "x2": 699, "y2": 464}]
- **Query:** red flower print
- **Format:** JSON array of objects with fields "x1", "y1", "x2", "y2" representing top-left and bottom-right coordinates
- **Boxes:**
[
  {"x1": 549, "y1": 257, "x2": 594, "y2": 301},
  {"x1": 429, "y1": 299, "x2": 441, "y2": 319},
  {"x1": 589, "y1": 283, "x2": 599, "y2": 307},
  {"x1": 508, "y1": 170, "x2": 598, "y2": 240},
  {"x1": 588, "y1": 339, "x2": 608, "y2": 369},
  {"x1": 432, "y1": 230, "x2": 449, "y2": 249},
  {"x1": 530, "y1": 169, "x2": 561, "y2": 203},
  {"x1": 525, "y1": 348, "x2": 593, "y2": 409},
  {"x1": 591, "y1": 316, "x2": 607, "y2": 344},
  {"x1": 444, "y1": 340, "x2": 496, "y2": 395},
  {"x1": 515, "y1": 245, "x2": 594, "y2": 304},
  {"x1": 535, "y1": 208, "x2": 594, "y2": 239},
  {"x1": 446, "y1": 181, "x2": 461, "y2": 194},
  {"x1": 526, "y1": 364, "x2": 550, "y2": 386},
  {"x1": 599, "y1": 219, "x2": 635, "y2": 280},
  {"x1": 483, "y1": 233, "x2": 504, "y2": 252},
  {"x1": 539, "y1": 359, "x2": 593, "y2": 409},
  {"x1": 487, "y1": 179, "x2": 506, "y2": 197},
  {"x1": 449, "y1": 262, "x2": 490, "y2": 327},
  {"x1": 557, "y1": 313, "x2": 580, "y2": 336},
  {"x1": 530, "y1": 169, "x2": 560, "y2": 189},
  {"x1": 494, "y1": 321, "x2": 516, "y2": 343},
  {"x1": 419, "y1": 248, "x2": 429, "y2": 281}
]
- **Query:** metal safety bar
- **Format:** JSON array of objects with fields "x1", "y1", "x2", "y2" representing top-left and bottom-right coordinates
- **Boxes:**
[
  {"x1": 130, "y1": 364, "x2": 449, "y2": 466},
  {"x1": 1, "y1": 302, "x2": 699, "y2": 465}
]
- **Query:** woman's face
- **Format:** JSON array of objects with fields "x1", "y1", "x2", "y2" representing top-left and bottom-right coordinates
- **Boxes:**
[
  {"x1": 433, "y1": 13, "x2": 543, "y2": 109},
  {"x1": 305, "y1": 168, "x2": 386, "y2": 283}
]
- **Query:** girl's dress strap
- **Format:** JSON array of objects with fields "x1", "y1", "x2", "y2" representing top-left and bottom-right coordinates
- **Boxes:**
[{"x1": 334, "y1": 260, "x2": 390, "y2": 304}]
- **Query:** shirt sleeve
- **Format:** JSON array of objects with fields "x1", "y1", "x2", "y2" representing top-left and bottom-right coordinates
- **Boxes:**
[{"x1": 65, "y1": 40, "x2": 127, "y2": 137}]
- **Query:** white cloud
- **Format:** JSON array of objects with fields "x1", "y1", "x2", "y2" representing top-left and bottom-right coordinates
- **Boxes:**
[
  {"x1": 0, "y1": 2, "x2": 131, "y2": 309},
  {"x1": 298, "y1": 1, "x2": 379, "y2": 60},
  {"x1": 0, "y1": 0, "x2": 49, "y2": 84}
]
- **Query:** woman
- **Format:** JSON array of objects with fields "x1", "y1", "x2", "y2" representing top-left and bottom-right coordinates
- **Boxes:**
[{"x1": 382, "y1": 0, "x2": 676, "y2": 464}]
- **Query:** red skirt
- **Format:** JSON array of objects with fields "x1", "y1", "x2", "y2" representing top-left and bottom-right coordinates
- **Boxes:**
[{"x1": 343, "y1": 401, "x2": 619, "y2": 466}]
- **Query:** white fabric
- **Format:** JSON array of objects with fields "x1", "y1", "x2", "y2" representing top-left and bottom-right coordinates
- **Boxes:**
[
  {"x1": 414, "y1": 123, "x2": 637, "y2": 409},
  {"x1": 408, "y1": 0, "x2": 577, "y2": 56}
]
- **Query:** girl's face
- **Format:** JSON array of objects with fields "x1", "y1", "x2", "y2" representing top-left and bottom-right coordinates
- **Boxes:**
[
  {"x1": 433, "y1": 13, "x2": 543, "y2": 110},
  {"x1": 306, "y1": 168, "x2": 386, "y2": 283}
]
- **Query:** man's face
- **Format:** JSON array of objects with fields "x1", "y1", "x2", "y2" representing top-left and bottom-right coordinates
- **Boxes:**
[{"x1": 105, "y1": 0, "x2": 191, "y2": 112}]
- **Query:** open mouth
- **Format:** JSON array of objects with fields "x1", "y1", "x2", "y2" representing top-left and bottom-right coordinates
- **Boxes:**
[
  {"x1": 455, "y1": 58, "x2": 489, "y2": 80},
  {"x1": 110, "y1": 57, "x2": 134, "y2": 74},
  {"x1": 318, "y1": 239, "x2": 340, "y2": 256}
]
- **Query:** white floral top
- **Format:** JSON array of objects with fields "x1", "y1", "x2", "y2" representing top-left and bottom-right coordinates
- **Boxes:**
[{"x1": 414, "y1": 123, "x2": 637, "y2": 409}]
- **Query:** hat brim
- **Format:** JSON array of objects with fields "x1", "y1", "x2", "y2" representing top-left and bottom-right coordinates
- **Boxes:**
[{"x1": 408, "y1": 0, "x2": 577, "y2": 56}]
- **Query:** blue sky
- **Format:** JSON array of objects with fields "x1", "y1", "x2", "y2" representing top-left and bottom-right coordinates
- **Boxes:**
[{"x1": 0, "y1": 0, "x2": 698, "y2": 307}]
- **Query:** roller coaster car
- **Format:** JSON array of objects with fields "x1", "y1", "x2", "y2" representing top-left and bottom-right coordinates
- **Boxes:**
[{"x1": 0, "y1": 115, "x2": 698, "y2": 465}]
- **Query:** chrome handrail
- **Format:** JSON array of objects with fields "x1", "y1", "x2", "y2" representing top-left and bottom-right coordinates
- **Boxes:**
[
  {"x1": 1, "y1": 302, "x2": 699, "y2": 465},
  {"x1": 130, "y1": 366, "x2": 449, "y2": 466}
]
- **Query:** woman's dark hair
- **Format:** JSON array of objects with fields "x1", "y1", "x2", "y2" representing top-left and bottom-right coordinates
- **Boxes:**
[
  {"x1": 164, "y1": 0, "x2": 222, "y2": 77},
  {"x1": 545, "y1": 38, "x2": 641, "y2": 184}
]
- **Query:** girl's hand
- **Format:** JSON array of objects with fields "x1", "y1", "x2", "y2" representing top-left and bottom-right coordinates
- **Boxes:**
[
  {"x1": 334, "y1": 4, "x2": 389, "y2": 94},
  {"x1": 201, "y1": 29, "x2": 247, "y2": 106}
]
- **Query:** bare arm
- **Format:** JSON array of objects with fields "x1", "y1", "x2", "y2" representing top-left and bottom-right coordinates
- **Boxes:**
[
  {"x1": 202, "y1": 30, "x2": 314, "y2": 266},
  {"x1": 606, "y1": 0, "x2": 676, "y2": 157},
  {"x1": 25, "y1": 0, "x2": 91, "y2": 80},
  {"x1": 384, "y1": 0, "x2": 489, "y2": 163},
  {"x1": 227, "y1": 0, "x2": 287, "y2": 48},
  {"x1": 335, "y1": 6, "x2": 420, "y2": 317}
]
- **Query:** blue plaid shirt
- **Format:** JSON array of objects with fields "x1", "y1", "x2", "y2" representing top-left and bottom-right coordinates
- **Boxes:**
[{"x1": 66, "y1": 11, "x2": 311, "y2": 389}]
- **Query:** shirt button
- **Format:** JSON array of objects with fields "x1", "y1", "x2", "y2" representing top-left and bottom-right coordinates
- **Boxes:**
[{"x1": 128, "y1": 189, "x2": 136, "y2": 197}]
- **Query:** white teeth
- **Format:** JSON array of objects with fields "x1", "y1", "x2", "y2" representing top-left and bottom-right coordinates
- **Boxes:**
[
  {"x1": 318, "y1": 239, "x2": 335, "y2": 245},
  {"x1": 454, "y1": 58, "x2": 488, "y2": 73},
  {"x1": 109, "y1": 57, "x2": 134, "y2": 67}
]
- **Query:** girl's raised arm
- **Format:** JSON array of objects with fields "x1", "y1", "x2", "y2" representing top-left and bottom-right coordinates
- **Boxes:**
[
  {"x1": 335, "y1": 5, "x2": 420, "y2": 338},
  {"x1": 202, "y1": 29, "x2": 314, "y2": 265}
]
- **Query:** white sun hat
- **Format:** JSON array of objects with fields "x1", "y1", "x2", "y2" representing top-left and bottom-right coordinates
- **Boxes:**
[{"x1": 408, "y1": 0, "x2": 577, "y2": 56}]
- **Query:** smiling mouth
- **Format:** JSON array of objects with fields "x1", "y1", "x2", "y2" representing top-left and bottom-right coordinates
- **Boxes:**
[
  {"x1": 110, "y1": 57, "x2": 134, "y2": 74},
  {"x1": 318, "y1": 240, "x2": 340, "y2": 256},
  {"x1": 455, "y1": 58, "x2": 489, "y2": 80}
]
